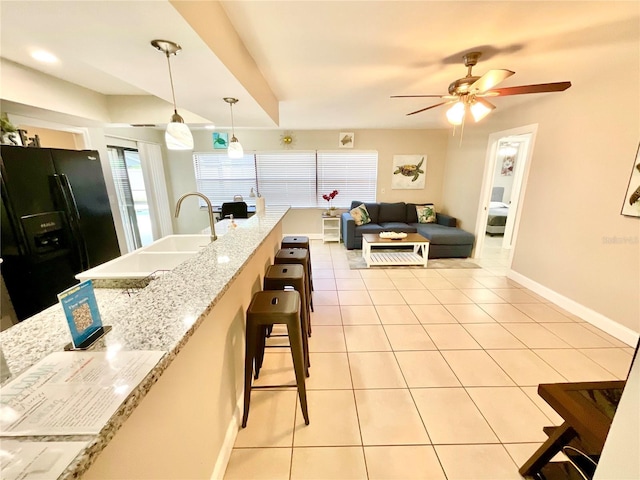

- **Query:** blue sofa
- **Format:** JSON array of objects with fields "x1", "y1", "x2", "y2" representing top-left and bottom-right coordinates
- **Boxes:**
[{"x1": 341, "y1": 201, "x2": 475, "y2": 258}]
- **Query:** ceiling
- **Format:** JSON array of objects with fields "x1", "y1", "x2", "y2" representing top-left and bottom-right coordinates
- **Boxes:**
[{"x1": 0, "y1": 1, "x2": 637, "y2": 131}]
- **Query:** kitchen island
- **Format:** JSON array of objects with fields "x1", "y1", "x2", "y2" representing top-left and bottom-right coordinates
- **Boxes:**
[{"x1": 0, "y1": 207, "x2": 289, "y2": 479}]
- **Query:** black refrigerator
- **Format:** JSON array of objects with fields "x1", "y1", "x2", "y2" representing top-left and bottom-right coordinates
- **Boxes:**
[{"x1": 1, "y1": 145, "x2": 121, "y2": 321}]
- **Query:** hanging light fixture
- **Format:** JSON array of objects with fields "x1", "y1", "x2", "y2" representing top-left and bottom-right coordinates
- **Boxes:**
[
  {"x1": 151, "y1": 39, "x2": 194, "y2": 151},
  {"x1": 224, "y1": 97, "x2": 243, "y2": 159}
]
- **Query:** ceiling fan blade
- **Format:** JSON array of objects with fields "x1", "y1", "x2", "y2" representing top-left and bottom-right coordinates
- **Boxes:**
[
  {"x1": 487, "y1": 81, "x2": 572, "y2": 96},
  {"x1": 391, "y1": 94, "x2": 449, "y2": 98},
  {"x1": 469, "y1": 69, "x2": 515, "y2": 94},
  {"x1": 406, "y1": 101, "x2": 450, "y2": 116}
]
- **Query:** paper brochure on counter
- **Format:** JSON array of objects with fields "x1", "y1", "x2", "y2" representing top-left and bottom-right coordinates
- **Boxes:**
[
  {"x1": 0, "y1": 350, "x2": 165, "y2": 436},
  {"x1": 0, "y1": 440, "x2": 89, "y2": 480}
]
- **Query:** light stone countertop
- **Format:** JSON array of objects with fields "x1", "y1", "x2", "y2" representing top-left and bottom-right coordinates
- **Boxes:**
[{"x1": 0, "y1": 206, "x2": 289, "y2": 479}]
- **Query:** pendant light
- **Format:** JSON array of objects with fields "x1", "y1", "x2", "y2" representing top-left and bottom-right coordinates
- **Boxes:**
[
  {"x1": 151, "y1": 39, "x2": 194, "y2": 151},
  {"x1": 224, "y1": 97, "x2": 243, "y2": 158}
]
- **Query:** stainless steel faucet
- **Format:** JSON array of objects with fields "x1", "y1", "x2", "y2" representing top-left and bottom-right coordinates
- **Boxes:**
[{"x1": 175, "y1": 192, "x2": 217, "y2": 241}]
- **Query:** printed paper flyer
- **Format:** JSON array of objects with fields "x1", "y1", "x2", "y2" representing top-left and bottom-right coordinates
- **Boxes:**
[{"x1": 0, "y1": 351, "x2": 165, "y2": 436}]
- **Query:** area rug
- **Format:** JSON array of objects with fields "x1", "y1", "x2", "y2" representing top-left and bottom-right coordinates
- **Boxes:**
[{"x1": 346, "y1": 250, "x2": 481, "y2": 270}]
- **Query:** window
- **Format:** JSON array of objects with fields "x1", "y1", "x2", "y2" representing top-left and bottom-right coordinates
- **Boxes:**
[
  {"x1": 193, "y1": 153, "x2": 257, "y2": 206},
  {"x1": 192, "y1": 150, "x2": 378, "y2": 207},
  {"x1": 255, "y1": 152, "x2": 316, "y2": 207},
  {"x1": 317, "y1": 151, "x2": 377, "y2": 208}
]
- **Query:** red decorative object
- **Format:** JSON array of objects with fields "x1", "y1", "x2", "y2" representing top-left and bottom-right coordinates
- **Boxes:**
[{"x1": 322, "y1": 189, "x2": 339, "y2": 209}]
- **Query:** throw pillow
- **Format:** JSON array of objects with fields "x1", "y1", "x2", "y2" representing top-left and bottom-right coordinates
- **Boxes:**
[
  {"x1": 350, "y1": 203, "x2": 371, "y2": 226},
  {"x1": 416, "y1": 204, "x2": 436, "y2": 224}
]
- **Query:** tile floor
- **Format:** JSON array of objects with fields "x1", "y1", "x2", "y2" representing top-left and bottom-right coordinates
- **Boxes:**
[{"x1": 223, "y1": 237, "x2": 633, "y2": 480}]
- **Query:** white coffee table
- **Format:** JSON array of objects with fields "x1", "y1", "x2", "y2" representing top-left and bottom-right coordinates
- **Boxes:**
[{"x1": 362, "y1": 233, "x2": 430, "y2": 267}]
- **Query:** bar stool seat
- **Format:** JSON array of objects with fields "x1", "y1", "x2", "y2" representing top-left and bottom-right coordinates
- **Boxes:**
[
  {"x1": 263, "y1": 264, "x2": 310, "y2": 370},
  {"x1": 243, "y1": 290, "x2": 309, "y2": 427},
  {"x1": 281, "y1": 236, "x2": 314, "y2": 293},
  {"x1": 275, "y1": 248, "x2": 314, "y2": 316}
]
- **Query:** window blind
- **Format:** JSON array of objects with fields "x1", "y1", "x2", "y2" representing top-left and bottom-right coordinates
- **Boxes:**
[
  {"x1": 317, "y1": 151, "x2": 378, "y2": 208},
  {"x1": 193, "y1": 153, "x2": 257, "y2": 206},
  {"x1": 255, "y1": 151, "x2": 317, "y2": 207}
]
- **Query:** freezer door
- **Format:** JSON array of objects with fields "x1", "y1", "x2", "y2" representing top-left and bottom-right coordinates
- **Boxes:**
[
  {"x1": 1, "y1": 146, "x2": 82, "y2": 320},
  {"x1": 1, "y1": 145, "x2": 58, "y2": 215},
  {"x1": 51, "y1": 149, "x2": 121, "y2": 267}
]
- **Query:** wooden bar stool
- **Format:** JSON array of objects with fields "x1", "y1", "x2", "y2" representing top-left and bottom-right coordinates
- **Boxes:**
[
  {"x1": 281, "y1": 236, "x2": 313, "y2": 292},
  {"x1": 263, "y1": 264, "x2": 310, "y2": 370},
  {"x1": 243, "y1": 290, "x2": 309, "y2": 428},
  {"x1": 274, "y1": 248, "x2": 314, "y2": 315}
]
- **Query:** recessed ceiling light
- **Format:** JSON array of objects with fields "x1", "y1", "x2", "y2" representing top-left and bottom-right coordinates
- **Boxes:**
[{"x1": 31, "y1": 50, "x2": 59, "y2": 63}]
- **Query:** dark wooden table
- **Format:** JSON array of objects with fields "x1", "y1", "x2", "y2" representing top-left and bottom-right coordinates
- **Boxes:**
[{"x1": 519, "y1": 380, "x2": 625, "y2": 478}]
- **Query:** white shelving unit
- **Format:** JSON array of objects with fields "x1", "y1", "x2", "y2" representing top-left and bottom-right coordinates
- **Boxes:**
[{"x1": 322, "y1": 215, "x2": 341, "y2": 243}]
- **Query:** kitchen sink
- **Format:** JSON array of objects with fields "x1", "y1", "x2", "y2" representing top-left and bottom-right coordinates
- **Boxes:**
[
  {"x1": 76, "y1": 235, "x2": 211, "y2": 282},
  {"x1": 142, "y1": 235, "x2": 211, "y2": 252}
]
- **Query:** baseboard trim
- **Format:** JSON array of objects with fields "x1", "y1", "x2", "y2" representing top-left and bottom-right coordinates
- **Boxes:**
[
  {"x1": 210, "y1": 396, "x2": 243, "y2": 480},
  {"x1": 507, "y1": 269, "x2": 639, "y2": 347}
]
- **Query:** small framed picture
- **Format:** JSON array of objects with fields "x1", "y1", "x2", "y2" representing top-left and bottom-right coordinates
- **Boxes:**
[
  {"x1": 339, "y1": 132, "x2": 354, "y2": 148},
  {"x1": 213, "y1": 132, "x2": 228, "y2": 149}
]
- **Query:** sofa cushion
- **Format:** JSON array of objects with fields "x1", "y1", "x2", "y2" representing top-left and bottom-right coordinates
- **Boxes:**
[
  {"x1": 350, "y1": 201, "x2": 379, "y2": 223},
  {"x1": 349, "y1": 204, "x2": 372, "y2": 226},
  {"x1": 416, "y1": 204, "x2": 436, "y2": 223},
  {"x1": 355, "y1": 223, "x2": 386, "y2": 235},
  {"x1": 412, "y1": 223, "x2": 475, "y2": 245},
  {"x1": 379, "y1": 222, "x2": 417, "y2": 233},
  {"x1": 406, "y1": 203, "x2": 419, "y2": 223},
  {"x1": 378, "y1": 202, "x2": 407, "y2": 223}
]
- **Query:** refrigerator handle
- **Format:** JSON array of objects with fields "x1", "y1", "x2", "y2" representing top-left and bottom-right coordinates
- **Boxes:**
[
  {"x1": 0, "y1": 166, "x2": 29, "y2": 257},
  {"x1": 53, "y1": 174, "x2": 90, "y2": 271}
]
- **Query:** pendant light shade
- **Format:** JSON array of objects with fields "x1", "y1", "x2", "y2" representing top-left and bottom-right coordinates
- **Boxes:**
[
  {"x1": 151, "y1": 39, "x2": 194, "y2": 151},
  {"x1": 224, "y1": 97, "x2": 243, "y2": 158}
]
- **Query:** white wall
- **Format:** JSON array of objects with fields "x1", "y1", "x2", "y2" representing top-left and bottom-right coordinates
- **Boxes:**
[
  {"x1": 440, "y1": 36, "x2": 640, "y2": 335},
  {"x1": 163, "y1": 128, "x2": 450, "y2": 235}
]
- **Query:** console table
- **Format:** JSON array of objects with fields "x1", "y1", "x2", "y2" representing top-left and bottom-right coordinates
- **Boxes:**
[{"x1": 519, "y1": 380, "x2": 625, "y2": 479}]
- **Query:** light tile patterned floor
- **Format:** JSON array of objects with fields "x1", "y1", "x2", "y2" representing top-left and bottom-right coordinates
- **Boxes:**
[{"x1": 224, "y1": 238, "x2": 633, "y2": 480}]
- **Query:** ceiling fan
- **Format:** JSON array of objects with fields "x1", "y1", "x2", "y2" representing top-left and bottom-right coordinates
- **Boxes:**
[{"x1": 392, "y1": 51, "x2": 571, "y2": 125}]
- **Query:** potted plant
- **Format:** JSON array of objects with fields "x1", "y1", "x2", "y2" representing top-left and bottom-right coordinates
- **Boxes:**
[{"x1": 322, "y1": 190, "x2": 339, "y2": 216}]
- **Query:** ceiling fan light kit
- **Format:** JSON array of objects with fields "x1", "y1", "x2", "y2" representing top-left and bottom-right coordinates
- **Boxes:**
[
  {"x1": 470, "y1": 97, "x2": 495, "y2": 122},
  {"x1": 392, "y1": 51, "x2": 571, "y2": 128},
  {"x1": 151, "y1": 39, "x2": 194, "y2": 151},
  {"x1": 446, "y1": 101, "x2": 465, "y2": 125},
  {"x1": 224, "y1": 97, "x2": 243, "y2": 159}
]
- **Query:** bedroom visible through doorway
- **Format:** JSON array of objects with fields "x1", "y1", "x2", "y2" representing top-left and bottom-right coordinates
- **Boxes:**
[{"x1": 474, "y1": 125, "x2": 538, "y2": 265}]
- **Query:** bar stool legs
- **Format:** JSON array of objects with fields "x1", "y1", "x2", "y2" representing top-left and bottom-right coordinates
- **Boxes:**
[
  {"x1": 243, "y1": 290, "x2": 309, "y2": 428},
  {"x1": 262, "y1": 264, "x2": 310, "y2": 372},
  {"x1": 275, "y1": 248, "x2": 314, "y2": 330}
]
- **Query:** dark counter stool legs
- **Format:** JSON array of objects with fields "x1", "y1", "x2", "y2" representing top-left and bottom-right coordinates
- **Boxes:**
[
  {"x1": 263, "y1": 264, "x2": 310, "y2": 372},
  {"x1": 243, "y1": 290, "x2": 309, "y2": 428},
  {"x1": 281, "y1": 236, "x2": 314, "y2": 293},
  {"x1": 275, "y1": 248, "x2": 314, "y2": 328}
]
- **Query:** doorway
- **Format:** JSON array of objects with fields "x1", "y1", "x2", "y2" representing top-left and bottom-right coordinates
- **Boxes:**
[
  {"x1": 107, "y1": 146, "x2": 153, "y2": 250},
  {"x1": 474, "y1": 124, "x2": 538, "y2": 265}
]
